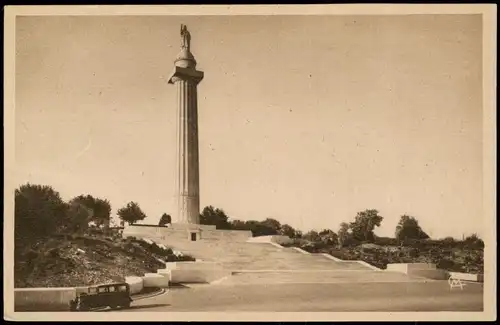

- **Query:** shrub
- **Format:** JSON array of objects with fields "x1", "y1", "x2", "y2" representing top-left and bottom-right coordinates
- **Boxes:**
[
  {"x1": 464, "y1": 234, "x2": 485, "y2": 249},
  {"x1": 442, "y1": 237, "x2": 456, "y2": 245}
]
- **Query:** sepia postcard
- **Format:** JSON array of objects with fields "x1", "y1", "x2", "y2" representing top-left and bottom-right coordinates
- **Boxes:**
[{"x1": 3, "y1": 4, "x2": 497, "y2": 322}]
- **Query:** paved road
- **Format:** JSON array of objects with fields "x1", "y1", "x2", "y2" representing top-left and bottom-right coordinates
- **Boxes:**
[{"x1": 110, "y1": 281, "x2": 483, "y2": 312}]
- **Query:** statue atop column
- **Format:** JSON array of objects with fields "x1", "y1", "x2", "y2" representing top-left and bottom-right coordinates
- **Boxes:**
[
  {"x1": 180, "y1": 24, "x2": 191, "y2": 51},
  {"x1": 173, "y1": 24, "x2": 197, "y2": 70}
]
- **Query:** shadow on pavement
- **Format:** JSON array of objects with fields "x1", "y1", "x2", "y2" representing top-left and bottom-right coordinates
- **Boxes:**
[
  {"x1": 168, "y1": 283, "x2": 191, "y2": 289},
  {"x1": 97, "y1": 304, "x2": 170, "y2": 312}
]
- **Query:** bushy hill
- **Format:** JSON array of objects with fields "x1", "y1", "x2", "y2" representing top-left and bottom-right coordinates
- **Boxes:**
[
  {"x1": 14, "y1": 232, "x2": 194, "y2": 288},
  {"x1": 13, "y1": 183, "x2": 197, "y2": 288},
  {"x1": 285, "y1": 238, "x2": 484, "y2": 274}
]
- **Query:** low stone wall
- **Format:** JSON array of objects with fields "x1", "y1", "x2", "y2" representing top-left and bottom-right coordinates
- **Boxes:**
[
  {"x1": 291, "y1": 247, "x2": 311, "y2": 254},
  {"x1": 247, "y1": 235, "x2": 293, "y2": 245},
  {"x1": 386, "y1": 263, "x2": 448, "y2": 280},
  {"x1": 166, "y1": 261, "x2": 224, "y2": 270},
  {"x1": 15, "y1": 274, "x2": 161, "y2": 311},
  {"x1": 201, "y1": 229, "x2": 253, "y2": 242},
  {"x1": 159, "y1": 261, "x2": 230, "y2": 283},
  {"x1": 168, "y1": 269, "x2": 231, "y2": 283},
  {"x1": 125, "y1": 276, "x2": 144, "y2": 295},
  {"x1": 142, "y1": 273, "x2": 170, "y2": 288},
  {"x1": 406, "y1": 263, "x2": 437, "y2": 271},
  {"x1": 386, "y1": 263, "x2": 410, "y2": 273},
  {"x1": 449, "y1": 272, "x2": 484, "y2": 282},
  {"x1": 320, "y1": 253, "x2": 383, "y2": 271},
  {"x1": 14, "y1": 287, "x2": 76, "y2": 311},
  {"x1": 122, "y1": 225, "x2": 164, "y2": 240},
  {"x1": 386, "y1": 263, "x2": 437, "y2": 274}
]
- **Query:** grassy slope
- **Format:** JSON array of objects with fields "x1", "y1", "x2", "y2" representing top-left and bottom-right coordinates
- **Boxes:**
[{"x1": 14, "y1": 233, "x2": 195, "y2": 288}]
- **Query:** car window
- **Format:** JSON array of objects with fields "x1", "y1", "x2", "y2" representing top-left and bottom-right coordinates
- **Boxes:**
[
  {"x1": 98, "y1": 287, "x2": 108, "y2": 293},
  {"x1": 89, "y1": 288, "x2": 97, "y2": 294},
  {"x1": 109, "y1": 286, "x2": 116, "y2": 292},
  {"x1": 118, "y1": 285, "x2": 127, "y2": 292}
]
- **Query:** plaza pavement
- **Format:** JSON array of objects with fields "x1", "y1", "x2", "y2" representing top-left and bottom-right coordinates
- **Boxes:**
[{"x1": 111, "y1": 280, "x2": 483, "y2": 312}]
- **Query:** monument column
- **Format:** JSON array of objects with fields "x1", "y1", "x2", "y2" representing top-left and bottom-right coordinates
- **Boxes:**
[{"x1": 168, "y1": 25, "x2": 204, "y2": 224}]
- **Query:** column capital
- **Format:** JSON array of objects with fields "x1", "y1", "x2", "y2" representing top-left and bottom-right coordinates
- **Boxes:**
[{"x1": 168, "y1": 66, "x2": 204, "y2": 85}]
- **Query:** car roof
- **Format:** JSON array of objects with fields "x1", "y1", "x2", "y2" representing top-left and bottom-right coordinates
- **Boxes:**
[{"x1": 96, "y1": 282, "x2": 129, "y2": 288}]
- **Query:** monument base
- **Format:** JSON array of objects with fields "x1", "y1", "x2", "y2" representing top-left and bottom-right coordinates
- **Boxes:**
[
  {"x1": 122, "y1": 223, "x2": 252, "y2": 245},
  {"x1": 168, "y1": 223, "x2": 217, "y2": 231}
]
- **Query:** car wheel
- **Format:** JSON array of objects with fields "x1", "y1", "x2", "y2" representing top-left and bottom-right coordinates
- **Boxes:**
[{"x1": 78, "y1": 304, "x2": 89, "y2": 312}]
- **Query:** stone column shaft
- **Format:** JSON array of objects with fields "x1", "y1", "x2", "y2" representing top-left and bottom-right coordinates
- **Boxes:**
[
  {"x1": 169, "y1": 66, "x2": 204, "y2": 225},
  {"x1": 175, "y1": 77, "x2": 200, "y2": 224}
]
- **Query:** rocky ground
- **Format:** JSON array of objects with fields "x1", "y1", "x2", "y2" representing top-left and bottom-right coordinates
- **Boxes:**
[{"x1": 14, "y1": 233, "x2": 195, "y2": 288}]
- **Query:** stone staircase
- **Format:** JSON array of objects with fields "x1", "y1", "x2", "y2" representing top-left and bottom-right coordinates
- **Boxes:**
[
  {"x1": 157, "y1": 239, "x2": 371, "y2": 271},
  {"x1": 146, "y1": 238, "x2": 431, "y2": 286}
]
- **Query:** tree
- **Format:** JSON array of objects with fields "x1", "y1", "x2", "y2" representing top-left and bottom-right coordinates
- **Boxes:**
[
  {"x1": 395, "y1": 215, "x2": 429, "y2": 242},
  {"x1": 15, "y1": 183, "x2": 68, "y2": 244},
  {"x1": 91, "y1": 198, "x2": 112, "y2": 227},
  {"x1": 159, "y1": 213, "x2": 172, "y2": 227},
  {"x1": 318, "y1": 229, "x2": 338, "y2": 246},
  {"x1": 260, "y1": 218, "x2": 281, "y2": 235},
  {"x1": 464, "y1": 233, "x2": 484, "y2": 249},
  {"x1": 68, "y1": 195, "x2": 112, "y2": 229},
  {"x1": 199, "y1": 206, "x2": 232, "y2": 229},
  {"x1": 242, "y1": 220, "x2": 277, "y2": 237},
  {"x1": 109, "y1": 217, "x2": 120, "y2": 228},
  {"x1": 230, "y1": 219, "x2": 247, "y2": 230},
  {"x1": 349, "y1": 209, "x2": 383, "y2": 242},
  {"x1": 303, "y1": 230, "x2": 321, "y2": 243},
  {"x1": 279, "y1": 224, "x2": 298, "y2": 238},
  {"x1": 337, "y1": 222, "x2": 350, "y2": 247},
  {"x1": 65, "y1": 198, "x2": 94, "y2": 233},
  {"x1": 117, "y1": 202, "x2": 147, "y2": 225}
]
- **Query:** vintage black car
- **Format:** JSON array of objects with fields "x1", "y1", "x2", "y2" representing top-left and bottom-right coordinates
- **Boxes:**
[{"x1": 69, "y1": 282, "x2": 133, "y2": 311}]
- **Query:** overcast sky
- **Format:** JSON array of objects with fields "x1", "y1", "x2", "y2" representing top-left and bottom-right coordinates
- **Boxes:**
[{"x1": 15, "y1": 14, "x2": 483, "y2": 238}]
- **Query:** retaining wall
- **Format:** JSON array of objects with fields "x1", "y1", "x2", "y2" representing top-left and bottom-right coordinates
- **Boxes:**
[
  {"x1": 142, "y1": 273, "x2": 170, "y2": 288},
  {"x1": 386, "y1": 263, "x2": 437, "y2": 273},
  {"x1": 449, "y1": 272, "x2": 484, "y2": 282},
  {"x1": 386, "y1": 263, "x2": 448, "y2": 280},
  {"x1": 247, "y1": 235, "x2": 294, "y2": 245},
  {"x1": 159, "y1": 261, "x2": 230, "y2": 283},
  {"x1": 168, "y1": 269, "x2": 231, "y2": 283},
  {"x1": 125, "y1": 276, "x2": 144, "y2": 295},
  {"x1": 166, "y1": 261, "x2": 224, "y2": 270},
  {"x1": 14, "y1": 287, "x2": 76, "y2": 312},
  {"x1": 201, "y1": 229, "x2": 253, "y2": 242}
]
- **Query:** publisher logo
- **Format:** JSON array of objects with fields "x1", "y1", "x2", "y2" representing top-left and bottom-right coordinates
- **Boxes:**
[{"x1": 448, "y1": 275, "x2": 465, "y2": 290}]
